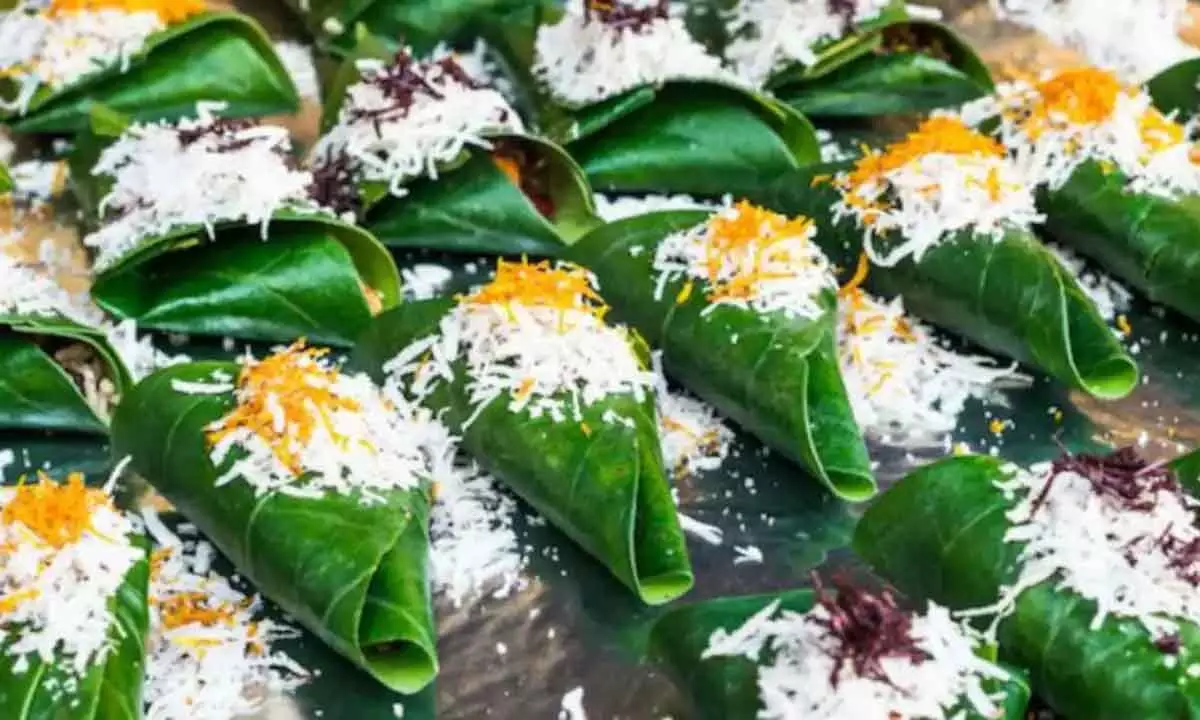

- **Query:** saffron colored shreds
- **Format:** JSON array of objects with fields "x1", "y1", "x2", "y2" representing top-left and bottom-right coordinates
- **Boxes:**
[
  {"x1": 0, "y1": 473, "x2": 142, "y2": 687},
  {"x1": 384, "y1": 258, "x2": 654, "y2": 427},
  {"x1": 831, "y1": 115, "x2": 1043, "y2": 266},
  {"x1": 968, "y1": 448, "x2": 1200, "y2": 645},
  {"x1": 205, "y1": 341, "x2": 454, "y2": 503},
  {"x1": 653, "y1": 201, "x2": 836, "y2": 320},
  {"x1": 142, "y1": 515, "x2": 308, "y2": 720},
  {"x1": 961, "y1": 67, "x2": 1200, "y2": 200},
  {"x1": 312, "y1": 48, "x2": 521, "y2": 204},
  {"x1": 725, "y1": 0, "x2": 891, "y2": 86},
  {"x1": 652, "y1": 352, "x2": 733, "y2": 477},
  {"x1": 85, "y1": 102, "x2": 326, "y2": 271},
  {"x1": 703, "y1": 577, "x2": 1011, "y2": 719},
  {"x1": 533, "y1": 0, "x2": 730, "y2": 107}
]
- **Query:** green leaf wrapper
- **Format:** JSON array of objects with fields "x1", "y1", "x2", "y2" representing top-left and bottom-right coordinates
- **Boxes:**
[
  {"x1": 855, "y1": 454, "x2": 1200, "y2": 719},
  {"x1": 650, "y1": 588, "x2": 1029, "y2": 720},
  {"x1": 752, "y1": 164, "x2": 1138, "y2": 399},
  {"x1": 355, "y1": 299, "x2": 694, "y2": 605},
  {"x1": 0, "y1": 536, "x2": 149, "y2": 720},
  {"x1": 110, "y1": 361, "x2": 439, "y2": 694},
  {"x1": 90, "y1": 213, "x2": 400, "y2": 347},
  {"x1": 570, "y1": 211, "x2": 875, "y2": 501},
  {"x1": 0, "y1": 314, "x2": 131, "y2": 434},
  {"x1": 5, "y1": 13, "x2": 298, "y2": 135},
  {"x1": 0, "y1": 165, "x2": 12, "y2": 195},
  {"x1": 1146, "y1": 58, "x2": 1200, "y2": 118}
]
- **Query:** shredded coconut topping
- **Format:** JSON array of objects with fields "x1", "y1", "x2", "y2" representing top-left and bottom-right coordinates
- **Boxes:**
[
  {"x1": 103, "y1": 319, "x2": 189, "y2": 382},
  {"x1": 592, "y1": 192, "x2": 724, "y2": 222},
  {"x1": 830, "y1": 115, "x2": 1043, "y2": 266},
  {"x1": 725, "y1": 0, "x2": 891, "y2": 86},
  {"x1": 312, "y1": 48, "x2": 521, "y2": 203},
  {"x1": 533, "y1": 0, "x2": 731, "y2": 107},
  {"x1": 85, "y1": 103, "x2": 323, "y2": 271},
  {"x1": 0, "y1": 244, "x2": 100, "y2": 324},
  {"x1": 0, "y1": 473, "x2": 141, "y2": 684},
  {"x1": 653, "y1": 201, "x2": 836, "y2": 320},
  {"x1": 385, "y1": 258, "x2": 654, "y2": 426},
  {"x1": 652, "y1": 352, "x2": 733, "y2": 476},
  {"x1": 143, "y1": 518, "x2": 307, "y2": 720},
  {"x1": 205, "y1": 341, "x2": 440, "y2": 503},
  {"x1": 962, "y1": 67, "x2": 1200, "y2": 200},
  {"x1": 704, "y1": 579, "x2": 1009, "y2": 719},
  {"x1": 973, "y1": 448, "x2": 1200, "y2": 643}
]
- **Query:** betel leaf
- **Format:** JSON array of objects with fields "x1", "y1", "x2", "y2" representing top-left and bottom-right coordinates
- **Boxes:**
[
  {"x1": 364, "y1": 133, "x2": 600, "y2": 256},
  {"x1": 0, "y1": 164, "x2": 10, "y2": 195},
  {"x1": 354, "y1": 299, "x2": 694, "y2": 605},
  {"x1": 561, "y1": 81, "x2": 820, "y2": 198},
  {"x1": 1146, "y1": 57, "x2": 1200, "y2": 118},
  {"x1": 650, "y1": 588, "x2": 1030, "y2": 720},
  {"x1": 1037, "y1": 161, "x2": 1200, "y2": 324},
  {"x1": 774, "y1": 20, "x2": 993, "y2": 118},
  {"x1": 8, "y1": 13, "x2": 298, "y2": 135},
  {"x1": 0, "y1": 536, "x2": 149, "y2": 720},
  {"x1": 0, "y1": 313, "x2": 131, "y2": 434},
  {"x1": 569, "y1": 211, "x2": 875, "y2": 501},
  {"x1": 750, "y1": 164, "x2": 1138, "y2": 399},
  {"x1": 90, "y1": 213, "x2": 400, "y2": 347},
  {"x1": 109, "y1": 361, "x2": 439, "y2": 694},
  {"x1": 854, "y1": 454, "x2": 1200, "y2": 720}
]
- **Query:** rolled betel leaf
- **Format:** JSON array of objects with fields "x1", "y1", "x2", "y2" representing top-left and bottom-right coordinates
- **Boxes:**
[
  {"x1": 111, "y1": 342, "x2": 449, "y2": 693},
  {"x1": 312, "y1": 48, "x2": 597, "y2": 256},
  {"x1": 855, "y1": 446, "x2": 1200, "y2": 719},
  {"x1": 725, "y1": 1, "x2": 992, "y2": 118},
  {"x1": 651, "y1": 577, "x2": 1030, "y2": 720},
  {"x1": 570, "y1": 202, "x2": 875, "y2": 500},
  {"x1": 0, "y1": 3, "x2": 297, "y2": 135},
  {"x1": 354, "y1": 258, "x2": 694, "y2": 604},
  {"x1": 82, "y1": 104, "x2": 399, "y2": 347},
  {"x1": 963, "y1": 67, "x2": 1200, "y2": 326},
  {"x1": 0, "y1": 472, "x2": 150, "y2": 718},
  {"x1": 531, "y1": 0, "x2": 819, "y2": 197},
  {"x1": 804, "y1": 115, "x2": 1137, "y2": 399}
]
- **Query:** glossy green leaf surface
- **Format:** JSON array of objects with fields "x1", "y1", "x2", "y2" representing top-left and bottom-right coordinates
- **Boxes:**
[
  {"x1": 855, "y1": 454, "x2": 1200, "y2": 720},
  {"x1": 110, "y1": 362, "x2": 439, "y2": 693},
  {"x1": 750, "y1": 165, "x2": 1138, "y2": 399},
  {"x1": 91, "y1": 216, "x2": 399, "y2": 347},
  {"x1": 8, "y1": 13, "x2": 298, "y2": 135},
  {"x1": 1146, "y1": 57, "x2": 1200, "y2": 118},
  {"x1": 365, "y1": 134, "x2": 600, "y2": 256},
  {"x1": 0, "y1": 164, "x2": 11, "y2": 194},
  {"x1": 564, "y1": 82, "x2": 819, "y2": 197},
  {"x1": 0, "y1": 537, "x2": 148, "y2": 720},
  {"x1": 1038, "y1": 162, "x2": 1200, "y2": 324},
  {"x1": 570, "y1": 211, "x2": 875, "y2": 500},
  {"x1": 355, "y1": 299, "x2": 694, "y2": 605}
]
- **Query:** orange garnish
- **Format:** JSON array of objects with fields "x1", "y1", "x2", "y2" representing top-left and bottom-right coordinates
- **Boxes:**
[
  {"x1": 700, "y1": 201, "x2": 816, "y2": 304},
  {"x1": 493, "y1": 155, "x2": 521, "y2": 187},
  {"x1": 464, "y1": 258, "x2": 608, "y2": 324},
  {"x1": 158, "y1": 591, "x2": 238, "y2": 631},
  {"x1": 1, "y1": 472, "x2": 107, "y2": 549},
  {"x1": 48, "y1": 0, "x2": 205, "y2": 23},
  {"x1": 838, "y1": 252, "x2": 870, "y2": 298}
]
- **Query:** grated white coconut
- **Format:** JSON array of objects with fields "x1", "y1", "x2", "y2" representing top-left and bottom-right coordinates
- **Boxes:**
[
  {"x1": 9, "y1": 159, "x2": 69, "y2": 202},
  {"x1": 103, "y1": 319, "x2": 190, "y2": 382},
  {"x1": 592, "y1": 192, "x2": 724, "y2": 223},
  {"x1": 85, "y1": 102, "x2": 325, "y2": 272},
  {"x1": 0, "y1": 236, "x2": 101, "y2": 325},
  {"x1": 430, "y1": 39, "x2": 518, "y2": 104},
  {"x1": 142, "y1": 516, "x2": 308, "y2": 720},
  {"x1": 652, "y1": 201, "x2": 836, "y2": 320},
  {"x1": 384, "y1": 259, "x2": 654, "y2": 426},
  {"x1": 1045, "y1": 243, "x2": 1132, "y2": 322},
  {"x1": 533, "y1": 0, "x2": 731, "y2": 107},
  {"x1": 725, "y1": 0, "x2": 891, "y2": 86},
  {"x1": 401, "y1": 263, "x2": 454, "y2": 301},
  {"x1": 652, "y1": 351, "x2": 733, "y2": 476},
  {"x1": 272, "y1": 40, "x2": 320, "y2": 100},
  {"x1": 990, "y1": 0, "x2": 1196, "y2": 82},
  {"x1": 312, "y1": 49, "x2": 521, "y2": 202},
  {"x1": 703, "y1": 597, "x2": 1010, "y2": 719},
  {"x1": 206, "y1": 343, "x2": 449, "y2": 503},
  {"x1": 0, "y1": 474, "x2": 142, "y2": 684}
]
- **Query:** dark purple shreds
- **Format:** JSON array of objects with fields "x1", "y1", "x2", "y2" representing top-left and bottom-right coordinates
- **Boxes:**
[
  {"x1": 1036, "y1": 446, "x2": 1179, "y2": 515},
  {"x1": 177, "y1": 117, "x2": 259, "y2": 153},
  {"x1": 307, "y1": 150, "x2": 362, "y2": 218},
  {"x1": 810, "y1": 573, "x2": 929, "y2": 690},
  {"x1": 826, "y1": 0, "x2": 859, "y2": 33},
  {"x1": 347, "y1": 50, "x2": 487, "y2": 129},
  {"x1": 1154, "y1": 633, "x2": 1182, "y2": 655},
  {"x1": 584, "y1": 0, "x2": 669, "y2": 32}
]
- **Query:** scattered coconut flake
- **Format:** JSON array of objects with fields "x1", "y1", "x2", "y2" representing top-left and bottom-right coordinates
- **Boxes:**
[
  {"x1": 430, "y1": 39, "x2": 517, "y2": 104},
  {"x1": 272, "y1": 40, "x2": 320, "y2": 100},
  {"x1": 206, "y1": 341, "x2": 453, "y2": 503},
  {"x1": 1045, "y1": 243, "x2": 1132, "y2": 321},
  {"x1": 704, "y1": 579, "x2": 1010, "y2": 719},
  {"x1": 653, "y1": 201, "x2": 836, "y2": 319},
  {"x1": 678, "y1": 513, "x2": 724, "y2": 545},
  {"x1": 401, "y1": 263, "x2": 454, "y2": 301},
  {"x1": 85, "y1": 102, "x2": 327, "y2": 271},
  {"x1": 385, "y1": 259, "x2": 654, "y2": 426},
  {"x1": 653, "y1": 352, "x2": 733, "y2": 476},
  {"x1": 733, "y1": 544, "x2": 763, "y2": 564},
  {"x1": 104, "y1": 319, "x2": 189, "y2": 382},
  {"x1": 9, "y1": 159, "x2": 69, "y2": 202},
  {"x1": 0, "y1": 243, "x2": 101, "y2": 324},
  {"x1": 725, "y1": 0, "x2": 891, "y2": 86},
  {"x1": 143, "y1": 520, "x2": 308, "y2": 720},
  {"x1": 592, "y1": 192, "x2": 723, "y2": 222},
  {"x1": 533, "y1": 0, "x2": 731, "y2": 107},
  {"x1": 0, "y1": 472, "x2": 142, "y2": 687},
  {"x1": 816, "y1": 128, "x2": 853, "y2": 163},
  {"x1": 559, "y1": 686, "x2": 587, "y2": 720}
]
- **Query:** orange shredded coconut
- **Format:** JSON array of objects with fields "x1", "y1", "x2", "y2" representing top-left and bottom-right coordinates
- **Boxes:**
[
  {"x1": 838, "y1": 252, "x2": 870, "y2": 298},
  {"x1": 699, "y1": 201, "x2": 816, "y2": 304},
  {"x1": 464, "y1": 258, "x2": 608, "y2": 323},
  {"x1": 2, "y1": 472, "x2": 108, "y2": 549},
  {"x1": 1116, "y1": 314, "x2": 1132, "y2": 336},
  {"x1": 48, "y1": 0, "x2": 205, "y2": 23},
  {"x1": 206, "y1": 341, "x2": 361, "y2": 476},
  {"x1": 675, "y1": 280, "x2": 694, "y2": 305},
  {"x1": 158, "y1": 591, "x2": 237, "y2": 631},
  {"x1": 988, "y1": 418, "x2": 1006, "y2": 435},
  {"x1": 0, "y1": 588, "x2": 40, "y2": 613}
]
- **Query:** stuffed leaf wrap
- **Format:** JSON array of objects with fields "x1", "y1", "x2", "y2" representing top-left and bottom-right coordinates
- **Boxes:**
[
  {"x1": 856, "y1": 448, "x2": 1200, "y2": 719},
  {"x1": 111, "y1": 344, "x2": 444, "y2": 693},
  {"x1": 355, "y1": 260, "x2": 693, "y2": 605},
  {"x1": 570, "y1": 206, "x2": 874, "y2": 500}
]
